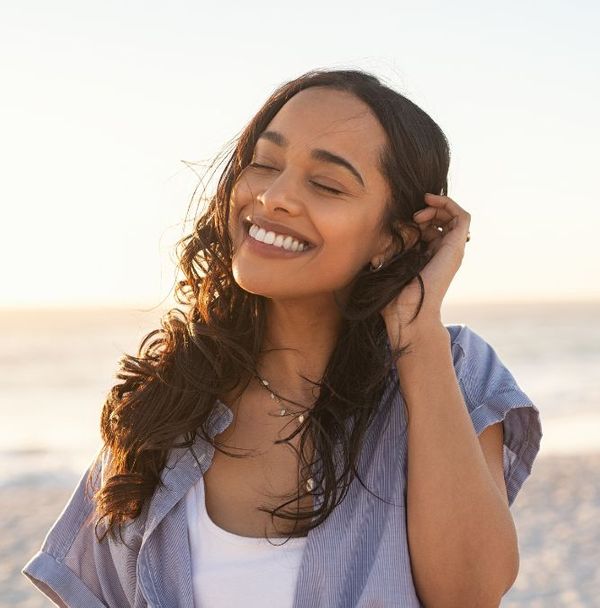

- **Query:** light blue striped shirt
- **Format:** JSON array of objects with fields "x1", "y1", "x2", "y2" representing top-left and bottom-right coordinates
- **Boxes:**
[{"x1": 22, "y1": 324, "x2": 543, "y2": 607}]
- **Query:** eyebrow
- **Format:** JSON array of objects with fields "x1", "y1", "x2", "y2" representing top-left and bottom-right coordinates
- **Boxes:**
[{"x1": 257, "y1": 130, "x2": 365, "y2": 188}]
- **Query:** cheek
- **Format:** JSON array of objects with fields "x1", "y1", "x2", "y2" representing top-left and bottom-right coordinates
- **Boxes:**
[
  {"x1": 228, "y1": 179, "x2": 253, "y2": 233},
  {"x1": 322, "y1": 218, "x2": 372, "y2": 258},
  {"x1": 316, "y1": 226, "x2": 372, "y2": 280},
  {"x1": 231, "y1": 173, "x2": 261, "y2": 205},
  {"x1": 230, "y1": 181, "x2": 245, "y2": 208}
]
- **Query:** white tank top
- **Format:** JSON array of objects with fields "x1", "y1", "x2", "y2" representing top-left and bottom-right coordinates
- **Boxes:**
[{"x1": 184, "y1": 475, "x2": 308, "y2": 608}]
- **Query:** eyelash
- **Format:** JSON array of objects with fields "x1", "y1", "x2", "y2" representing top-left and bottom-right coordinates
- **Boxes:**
[{"x1": 248, "y1": 162, "x2": 344, "y2": 196}]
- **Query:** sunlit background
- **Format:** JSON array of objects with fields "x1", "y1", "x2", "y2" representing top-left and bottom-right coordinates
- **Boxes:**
[
  {"x1": 1, "y1": 1, "x2": 599, "y2": 606},
  {"x1": 2, "y1": 1, "x2": 598, "y2": 308}
]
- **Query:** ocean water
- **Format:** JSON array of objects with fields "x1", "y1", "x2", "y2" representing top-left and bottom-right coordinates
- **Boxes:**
[{"x1": 1, "y1": 301, "x2": 598, "y2": 488}]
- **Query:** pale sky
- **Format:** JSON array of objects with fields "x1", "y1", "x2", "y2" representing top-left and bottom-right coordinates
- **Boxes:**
[{"x1": 1, "y1": 0, "x2": 598, "y2": 308}]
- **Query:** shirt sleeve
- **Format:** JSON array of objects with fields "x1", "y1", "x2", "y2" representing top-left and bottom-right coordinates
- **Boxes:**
[
  {"x1": 21, "y1": 448, "x2": 131, "y2": 608},
  {"x1": 448, "y1": 324, "x2": 543, "y2": 507}
]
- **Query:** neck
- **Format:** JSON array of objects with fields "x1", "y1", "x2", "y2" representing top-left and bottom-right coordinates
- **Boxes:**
[{"x1": 258, "y1": 294, "x2": 344, "y2": 406}]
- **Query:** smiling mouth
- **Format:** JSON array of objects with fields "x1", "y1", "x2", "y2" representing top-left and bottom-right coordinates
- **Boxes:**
[{"x1": 241, "y1": 219, "x2": 316, "y2": 251}]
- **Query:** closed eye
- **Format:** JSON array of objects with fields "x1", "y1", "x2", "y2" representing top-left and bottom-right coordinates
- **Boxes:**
[
  {"x1": 312, "y1": 182, "x2": 343, "y2": 195},
  {"x1": 248, "y1": 163, "x2": 344, "y2": 196},
  {"x1": 248, "y1": 162, "x2": 275, "y2": 170}
]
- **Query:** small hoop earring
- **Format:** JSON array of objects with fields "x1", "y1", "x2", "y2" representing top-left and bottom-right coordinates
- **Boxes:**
[{"x1": 369, "y1": 260, "x2": 384, "y2": 272}]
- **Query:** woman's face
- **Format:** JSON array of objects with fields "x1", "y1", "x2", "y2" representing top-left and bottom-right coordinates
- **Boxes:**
[{"x1": 229, "y1": 86, "x2": 395, "y2": 300}]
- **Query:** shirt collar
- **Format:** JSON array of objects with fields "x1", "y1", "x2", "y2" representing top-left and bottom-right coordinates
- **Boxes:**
[{"x1": 142, "y1": 398, "x2": 234, "y2": 543}]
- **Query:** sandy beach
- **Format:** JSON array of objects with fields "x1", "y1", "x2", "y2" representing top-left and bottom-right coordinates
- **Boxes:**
[{"x1": 3, "y1": 451, "x2": 600, "y2": 607}]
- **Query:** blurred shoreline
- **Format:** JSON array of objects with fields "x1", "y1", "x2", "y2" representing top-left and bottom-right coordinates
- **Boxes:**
[{"x1": 2, "y1": 424, "x2": 600, "y2": 491}]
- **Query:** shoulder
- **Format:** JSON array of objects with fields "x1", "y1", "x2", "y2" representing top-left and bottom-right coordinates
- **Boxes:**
[
  {"x1": 443, "y1": 322, "x2": 543, "y2": 507},
  {"x1": 444, "y1": 323, "x2": 528, "y2": 403},
  {"x1": 445, "y1": 322, "x2": 487, "y2": 361},
  {"x1": 21, "y1": 448, "x2": 143, "y2": 606}
]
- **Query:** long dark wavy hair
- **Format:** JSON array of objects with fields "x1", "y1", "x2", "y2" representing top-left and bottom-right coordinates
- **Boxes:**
[{"x1": 87, "y1": 68, "x2": 450, "y2": 545}]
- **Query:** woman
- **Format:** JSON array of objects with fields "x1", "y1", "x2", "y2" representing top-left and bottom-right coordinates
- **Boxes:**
[{"x1": 22, "y1": 68, "x2": 542, "y2": 607}]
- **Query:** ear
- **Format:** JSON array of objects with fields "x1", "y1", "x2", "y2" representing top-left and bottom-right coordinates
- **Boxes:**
[
  {"x1": 397, "y1": 222, "x2": 420, "y2": 251},
  {"x1": 371, "y1": 222, "x2": 420, "y2": 266}
]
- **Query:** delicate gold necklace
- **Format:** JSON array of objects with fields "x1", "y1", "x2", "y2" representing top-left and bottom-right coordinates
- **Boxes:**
[
  {"x1": 253, "y1": 371, "x2": 315, "y2": 493},
  {"x1": 254, "y1": 372, "x2": 308, "y2": 423}
]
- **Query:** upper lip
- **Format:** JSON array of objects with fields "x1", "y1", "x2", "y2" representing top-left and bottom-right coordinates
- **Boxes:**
[{"x1": 243, "y1": 216, "x2": 315, "y2": 246}]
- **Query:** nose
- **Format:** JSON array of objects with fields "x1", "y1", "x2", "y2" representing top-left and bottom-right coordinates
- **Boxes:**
[{"x1": 256, "y1": 170, "x2": 303, "y2": 215}]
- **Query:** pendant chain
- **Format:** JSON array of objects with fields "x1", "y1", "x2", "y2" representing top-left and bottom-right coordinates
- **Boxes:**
[{"x1": 253, "y1": 371, "x2": 315, "y2": 493}]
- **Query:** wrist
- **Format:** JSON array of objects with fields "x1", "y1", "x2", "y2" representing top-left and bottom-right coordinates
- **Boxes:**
[
  {"x1": 392, "y1": 323, "x2": 453, "y2": 386},
  {"x1": 385, "y1": 317, "x2": 448, "y2": 350}
]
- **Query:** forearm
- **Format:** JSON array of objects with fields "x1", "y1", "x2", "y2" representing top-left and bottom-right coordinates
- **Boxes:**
[{"x1": 390, "y1": 321, "x2": 519, "y2": 608}]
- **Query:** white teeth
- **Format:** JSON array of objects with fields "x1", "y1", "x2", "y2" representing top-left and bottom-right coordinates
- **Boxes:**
[{"x1": 248, "y1": 223, "x2": 309, "y2": 252}]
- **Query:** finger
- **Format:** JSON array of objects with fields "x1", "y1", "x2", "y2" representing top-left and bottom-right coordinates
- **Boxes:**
[
  {"x1": 413, "y1": 206, "x2": 454, "y2": 226},
  {"x1": 418, "y1": 224, "x2": 446, "y2": 243},
  {"x1": 419, "y1": 214, "x2": 468, "y2": 243},
  {"x1": 424, "y1": 193, "x2": 470, "y2": 220}
]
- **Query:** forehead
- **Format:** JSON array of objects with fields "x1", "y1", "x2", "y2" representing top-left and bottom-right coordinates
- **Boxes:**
[{"x1": 261, "y1": 87, "x2": 388, "y2": 166}]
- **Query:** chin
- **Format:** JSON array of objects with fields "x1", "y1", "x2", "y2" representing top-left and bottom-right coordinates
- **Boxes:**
[
  {"x1": 232, "y1": 265, "x2": 281, "y2": 298},
  {"x1": 231, "y1": 268, "x2": 317, "y2": 301}
]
